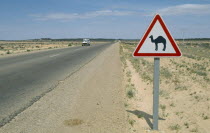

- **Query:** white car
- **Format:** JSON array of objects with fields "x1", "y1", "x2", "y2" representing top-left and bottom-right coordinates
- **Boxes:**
[{"x1": 82, "y1": 39, "x2": 90, "y2": 46}]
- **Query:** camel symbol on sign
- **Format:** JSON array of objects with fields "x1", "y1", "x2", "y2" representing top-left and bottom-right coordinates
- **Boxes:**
[{"x1": 149, "y1": 35, "x2": 166, "y2": 51}]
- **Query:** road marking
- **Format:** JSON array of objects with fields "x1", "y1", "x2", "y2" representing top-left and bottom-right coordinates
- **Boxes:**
[{"x1": 49, "y1": 54, "x2": 60, "y2": 58}]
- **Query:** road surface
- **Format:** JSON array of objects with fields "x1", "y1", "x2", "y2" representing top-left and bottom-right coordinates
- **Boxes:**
[{"x1": 0, "y1": 43, "x2": 112, "y2": 126}]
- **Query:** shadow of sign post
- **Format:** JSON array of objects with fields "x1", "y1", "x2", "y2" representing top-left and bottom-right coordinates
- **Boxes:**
[{"x1": 126, "y1": 110, "x2": 165, "y2": 129}]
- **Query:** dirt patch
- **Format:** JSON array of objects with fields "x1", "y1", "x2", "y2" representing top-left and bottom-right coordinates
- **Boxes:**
[{"x1": 64, "y1": 119, "x2": 84, "y2": 127}]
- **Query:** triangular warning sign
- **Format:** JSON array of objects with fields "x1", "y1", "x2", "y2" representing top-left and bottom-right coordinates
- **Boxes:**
[{"x1": 133, "y1": 14, "x2": 181, "y2": 57}]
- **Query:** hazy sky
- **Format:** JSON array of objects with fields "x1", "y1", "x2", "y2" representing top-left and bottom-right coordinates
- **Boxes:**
[{"x1": 0, "y1": 0, "x2": 210, "y2": 40}]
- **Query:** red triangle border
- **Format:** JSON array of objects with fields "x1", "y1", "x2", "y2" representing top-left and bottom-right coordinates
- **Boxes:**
[{"x1": 133, "y1": 14, "x2": 181, "y2": 57}]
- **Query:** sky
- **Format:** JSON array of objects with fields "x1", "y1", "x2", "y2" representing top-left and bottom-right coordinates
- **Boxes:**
[{"x1": 0, "y1": 0, "x2": 210, "y2": 40}]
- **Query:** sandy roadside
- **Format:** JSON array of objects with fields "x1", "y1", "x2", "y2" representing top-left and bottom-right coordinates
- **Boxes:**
[
  {"x1": 0, "y1": 43, "x2": 126, "y2": 133},
  {"x1": 121, "y1": 41, "x2": 210, "y2": 133}
]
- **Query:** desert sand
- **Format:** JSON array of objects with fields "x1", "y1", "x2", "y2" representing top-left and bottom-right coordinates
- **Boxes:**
[{"x1": 121, "y1": 40, "x2": 210, "y2": 133}]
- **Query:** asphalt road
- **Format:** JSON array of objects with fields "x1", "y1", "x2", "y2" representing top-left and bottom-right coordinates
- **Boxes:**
[{"x1": 0, "y1": 43, "x2": 112, "y2": 126}]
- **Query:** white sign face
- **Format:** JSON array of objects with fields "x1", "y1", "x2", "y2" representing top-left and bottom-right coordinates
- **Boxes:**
[
  {"x1": 138, "y1": 21, "x2": 176, "y2": 53},
  {"x1": 133, "y1": 14, "x2": 181, "y2": 57}
]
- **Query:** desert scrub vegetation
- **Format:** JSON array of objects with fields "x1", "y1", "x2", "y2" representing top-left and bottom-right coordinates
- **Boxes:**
[
  {"x1": 160, "y1": 104, "x2": 168, "y2": 117},
  {"x1": 119, "y1": 44, "x2": 127, "y2": 69},
  {"x1": 180, "y1": 42, "x2": 210, "y2": 59},
  {"x1": 0, "y1": 40, "x2": 109, "y2": 56},
  {"x1": 169, "y1": 102, "x2": 175, "y2": 107},
  {"x1": 120, "y1": 40, "x2": 210, "y2": 132},
  {"x1": 126, "y1": 84, "x2": 136, "y2": 99},
  {"x1": 175, "y1": 85, "x2": 187, "y2": 91},
  {"x1": 170, "y1": 53, "x2": 210, "y2": 84},
  {"x1": 169, "y1": 124, "x2": 181, "y2": 132},
  {"x1": 6, "y1": 50, "x2": 11, "y2": 54},
  {"x1": 178, "y1": 41, "x2": 210, "y2": 83},
  {"x1": 120, "y1": 42, "x2": 154, "y2": 83},
  {"x1": 160, "y1": 67, "x2": 172, "y2": 79},
  {"x1": 184, "y1": 122, "x2": 189, "y2": 128},
  {"x1": 201, "y1": 113, "x2": 209, "y2": 120},
  {"x1": 190, "y1": 127, "x2": 198, "y2": 132},
  {"x1": 124, "y1": 103, "x2": 129, "y2": 108},
  {"x1": 126, "y1": 71, "x2": 132, "y2": 78},
  {"x1": 130, "y1": 58, "x2": 153, "y2": 83},
  {"x1": 0, "y1": 40, "x2": 69, "y2": 55},
  {"x1": 128, "y1": 119, "x2": 136, "y2": 127},
  {"x1": 159, "y1": 90, "x2": 170, "y2": 99}
]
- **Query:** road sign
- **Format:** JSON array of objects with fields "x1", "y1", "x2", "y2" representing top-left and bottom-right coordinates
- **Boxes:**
[
  {"x1": 132, "y1": 14, "x2": 182, "y2": 131},
  {"x1": 133, "y1": 14, "x2": 181, "y2": 57}
]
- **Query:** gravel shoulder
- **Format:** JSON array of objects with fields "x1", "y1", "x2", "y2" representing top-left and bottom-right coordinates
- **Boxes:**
[{"x1": 0, "y1": 43, "x2": 126, "y2": 133}]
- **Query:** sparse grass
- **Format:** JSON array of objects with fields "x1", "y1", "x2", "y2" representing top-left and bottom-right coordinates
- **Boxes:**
[
  {"x1": 120, "y1": 56, "x2": 127, "y2": 68},
  {"x1": 192, "y1": 63, "x2": 206, "y2": 71},
  {"x1": 175, "y1": 111, "x2": 183, "y2": 116},
  {"x1": 126, "y1": 84, "x2": 136, "y2": 99},
  {"x1": 204, "y1": 76, "x2": 210, "y2": 83},
  {"x1": 120, "y1": 41, "x2": 210, "y2": 133},
  {"x1": 190, "y1": 92, "x2": 197, "y2": 96},
  {"x1": 184, "y1": 122, "x2": 189, "y2": 128},
  {"x1": 127, "y1": 78, "x2": 131, "y2": 83},
  {"x1": 159, "y1": 90, "x2": 170, "y2": 98},
  {"x1": 161, "y1": 68, "x2": 172, "y2": 79},
  {"x1": 128, "y1": 119, "x2": 135, "y2": 126},
  {"x1": 185, "y1": 54, "x2": 196, "y2": 60},
  {"x1": 193, "y1": 70, "x2": 207, "y2": 77},
  {"x1": 137, "y1": 113, "x2": 143, "y2": 118},
  {"x1": 127, "y1": 89, "x2": 135, "y2": 99},
  {"x1": 170, "y1": 103, "x2": 175, "y2": 107},
  {"x1": 172, "y1": 77, "x2": 180, "y2": 85},
  {"x1": 119, "y1": 44, "x2": 127, "y2": 68},
  {"x1": 194, "y1": 95, "x2": 199, "y2": 99},
  {"x1": 203, "y1": 115, "x2": 209, "y2": 120},
  {"x1": 128, "y1": 55, "x2": 153, "y2": 83},
  {"x1": 6, "y1": 50, "x2": 11, "y2": 54},
  {"x1": 180, "y1": 41, "x2": 210, "y2": 58},
  {"x1": 202, "y1": 113, "x2": 209, "y2": 120},
  {"x1": 64, "y1": 119, "x2": 83, "y2": 126},
  {"x1": 160, "y1": 104, "x2": 166, "y2": 112},
  {"x1": 190, "y1": 127, "x2": 198, "y2": 132},
  {"x1": 126, "y1": 71, "x2": 131, "y2": 78},
  {"x1": 194, "y1": 95, "x2": 202, "y2": 102},
  {"x1": 0, "y1": 40, "x2": 109, "y2": 56},
  {"x1": 169, "y1": 124, "x2": 181, "y2": 131},
  {"x1": 160, "y1": 104, "x2": 168, "y2": 117},
  {"x1": 124, "y1": 103, "x2": 129, "y2": 107},
  {"x1": 119, "y1": 44, "x2": 124, "y2": 55},
  {"x1": 175, "y1": 85, "x2": 187, "y2": 91},
  {"x1": 142, "y1": 72, "x2": 153, "y2": 82}
]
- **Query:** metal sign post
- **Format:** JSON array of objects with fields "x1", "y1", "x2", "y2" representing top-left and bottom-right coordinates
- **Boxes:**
[{"x1": 153, "y1": 57, "x2": 160, "y2": 130}]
